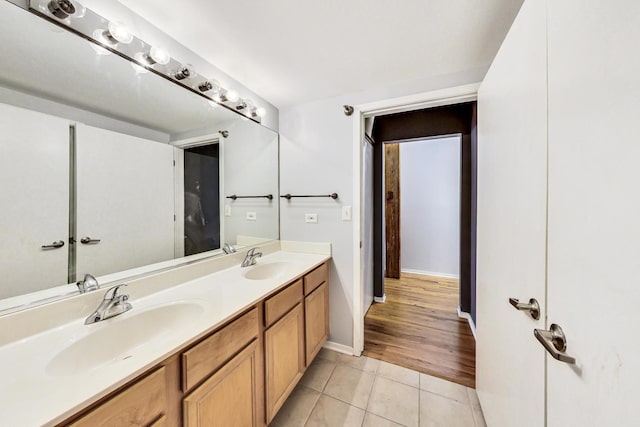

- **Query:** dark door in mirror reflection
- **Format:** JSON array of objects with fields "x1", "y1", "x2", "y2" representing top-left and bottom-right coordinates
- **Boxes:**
[{"x1": 184, "y1": 143, "x2": 220, "y2": 256}]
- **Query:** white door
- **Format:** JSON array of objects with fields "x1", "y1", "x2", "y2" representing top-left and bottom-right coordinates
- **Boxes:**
[
  {"x1": 476, "y1": 0, "x2": 547, "y2": 425},
  {"x1": 545, "y1": 1, "x2": 640, "y2": 425},
  {"x1": 0, "y1": 103, "x2": 69, "y2": 299},
  {"x1": 75, "y1": 124, "x2": 175, "y2": 279}
]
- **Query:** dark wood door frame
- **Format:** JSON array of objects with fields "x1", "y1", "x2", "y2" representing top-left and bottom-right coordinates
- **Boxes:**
[
  {"x1": 371, "y1": 102, "x2": 478, "y2": 318},
  {"x1": 384, "y1": 143, "x2": 401, "y2": 278}
]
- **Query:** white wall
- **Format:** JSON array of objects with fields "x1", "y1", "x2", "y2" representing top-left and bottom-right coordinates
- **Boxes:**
[
  {"x1": 280, "y1": 68, "x2": 486, "y2": 349},
  {"x1": 399, "y1": 136, "x2": 461, "y2": 277}
]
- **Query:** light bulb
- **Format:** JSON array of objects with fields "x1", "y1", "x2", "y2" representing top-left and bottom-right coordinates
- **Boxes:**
[
  {"x1": 225, "y1": 89, "x2": 239, "y2": 103},
  {"x1": 47, "y1": 0, "x2": 84, "y2": 19},
  {"x1": 107, "y1": 21, "x2": 133, "y2": 44},
  {"x1": 149, "y1": 46, "x2": 170, "y2": 65},
  {"x1": 256, "y1": 107, "x2": 267, "y2": 118}
]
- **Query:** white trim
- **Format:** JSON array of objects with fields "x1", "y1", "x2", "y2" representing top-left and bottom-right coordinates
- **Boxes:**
[
  {"x1": 374, "y1": 294, "x2": 386, "y2": 303},
  {"x1": 352, "y1": 82, "x2": 480, "y2": 355},
  {"x1": 323, "y1": 341, "x2": 356, "y2": 356},
  {"x1": 401, "y1": 269, "x2": 460, "y2": 279},
  {"x1": 352, "y1": 109, "x2": 364, "y2": 355},
  {"x1": 358, "y1": 83, "x2": 481, "y2": 118},
  {"x1": 457, "y1": 306, "x2": 477, "y2": 340}
]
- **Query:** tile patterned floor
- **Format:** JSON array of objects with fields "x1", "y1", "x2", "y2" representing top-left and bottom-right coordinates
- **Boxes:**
[{"x1": 270, "y1": 348, "x2": 486, "y2": 427}]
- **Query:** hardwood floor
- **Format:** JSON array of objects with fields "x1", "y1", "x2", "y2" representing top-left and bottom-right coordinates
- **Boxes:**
[{"x1": 363, "y1": 273, "x2": 476, "y2": 388}]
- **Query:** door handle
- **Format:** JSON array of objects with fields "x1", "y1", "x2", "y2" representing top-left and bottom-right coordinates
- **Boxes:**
[
  {"x1": 534, "y1": 324, "x2": 576, "y2": 364},
  {"x1": 80, "y1": 236, "x2": 101, "y2": 244},
  {"x1": 508, "y1": 297, "x2": 540, "y2": 320},
  {"x1": 41, "y1": 240, "x2": 65, "y2": 249}
]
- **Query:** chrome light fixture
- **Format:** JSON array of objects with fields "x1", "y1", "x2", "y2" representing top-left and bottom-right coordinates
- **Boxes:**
[
  {"x1": 47, "y1": 0, "x2": 84, "y2": 19},
  {"x1": 174, "y1": 64, "x2": 195, "y2": 80},
  {"x1": 30, "y1": 0, "x2": 268, "y2": 124}
]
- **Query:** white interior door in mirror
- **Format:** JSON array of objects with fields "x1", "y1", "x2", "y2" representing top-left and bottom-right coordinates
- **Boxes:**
[
  {"x1": 75, "y1": 124, "x2": 175, "y2": 279},
  {"x1": 476, "y1": 0, "x2": 547, "y2": 425},
  {"x1": 546, "y1": 1, "x2": 640, "y2": 424},
  {"x1": 0, "y1": 102, "x2": 69, "y2": 299}
]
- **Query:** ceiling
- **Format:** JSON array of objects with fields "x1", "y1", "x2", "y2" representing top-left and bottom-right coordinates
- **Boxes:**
[{"x1": 117, "y1": 0, "x2": 524, "y2": 109}]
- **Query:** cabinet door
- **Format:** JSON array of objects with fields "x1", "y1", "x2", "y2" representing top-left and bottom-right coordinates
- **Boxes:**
[
  {"x1": 476, "y1": 0, "x2": 547, "y2": 426},
  {"x1": 183, "y1": 340, "x2": 260, "y2": 427},
  {"x1": 546, "y1": 1, "x2": 640, "y2": 425},
  {"x1": 265, "y1": 303, "x2": 305, "y2": 423},
  {"x1": 305, "y1": 281, "x2": 329, "y2": 365}
]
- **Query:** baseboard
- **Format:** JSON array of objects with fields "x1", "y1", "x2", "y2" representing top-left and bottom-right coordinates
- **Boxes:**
[
  {"x1": 323, "y1": 341, "x2": 355, "y2": 356},
  {"x1": 374, "y1": 294, "x2": 386, "y2": 303},
  {"x1": 401, "y1": 268, "x2": 459, "y2": 279},
  {"x1": 457, "y1": 306, "x2": 476, "y2": 340}
]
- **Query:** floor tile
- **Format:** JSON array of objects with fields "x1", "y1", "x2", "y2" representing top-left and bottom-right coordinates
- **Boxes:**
[
  {"x1": 316, "y1": 347, "x2": 340, "y2": 362},
  {"x1": 269, "y1": 385, "x2": 320, "y2": 427},
  {"x1": 305, "y1": 395, "x2": 365, "y2": 427},
  {"x1": 363, "y1": 412, "x2": 406, "y2": 427},
  {"x1": 338, "y1": 353, "x2": 380, "y2": 373},
  {"x1": 367, "y1": 376, "x2": 420, "y2": 427},
  {"x1": 299, "y1": 357, "x2": 336, "y2": 392},
  {"x1": 377, "y1": 361, "x2": 420, "y2": 388},
  {"x1": 419, "y1": 391, "x2": 475, "y2": 427},
  {"x1": 323, "y1": 364, "x2": 375, "y2": 409},
  {"x1": 419, "y1": 373, "x2": 469, "y2": 403}
]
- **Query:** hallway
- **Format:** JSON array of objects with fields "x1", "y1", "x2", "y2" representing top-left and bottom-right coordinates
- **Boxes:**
[{"x1": 363, "y1": 273, "x2": 476, "y2": 388}]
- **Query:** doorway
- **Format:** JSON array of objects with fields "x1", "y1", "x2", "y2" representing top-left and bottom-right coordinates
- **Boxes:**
[{"x1": 362, "y1": 101, "x2": 477, "y2": 388}]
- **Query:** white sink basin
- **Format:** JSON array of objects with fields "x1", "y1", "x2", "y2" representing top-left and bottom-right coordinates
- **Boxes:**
[
  {"x1": 46, "y1": 301, "x2": 206, "y2": 377},
  {"x1": 243, "y1": 261, "x2": 288, "y2": 280}
]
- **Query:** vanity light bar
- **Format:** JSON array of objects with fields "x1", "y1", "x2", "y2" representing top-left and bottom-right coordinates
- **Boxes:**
[{"x1": 29, "y1": 0, "x2": 266, "y2": 124}]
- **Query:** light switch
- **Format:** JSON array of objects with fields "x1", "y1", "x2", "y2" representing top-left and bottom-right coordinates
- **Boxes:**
[
  {"x1": 246, "y1": 211, "x2": 256, "y2": 221},
  {"x1": 224, "y1": 205, "x2": 231, "y2": 217},
  {"x1": 342, "y1": 206, "x2": 352, "y2": 221},
  {"x1": 305, "y1": 213, "x2": 318, "y2": 224}
]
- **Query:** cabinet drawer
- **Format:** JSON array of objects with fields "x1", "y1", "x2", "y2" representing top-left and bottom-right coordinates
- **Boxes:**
[
  {"x1": 265, "y1": 279, "x2": 303, "y2": 327},
  {"x1": 68, "y1": 366, "x2": 166, "y2": 427},
  {"x1": 304, "y1": 262, "x2": 328, "y2": 295},
  {"x1": 182, "y1": 307, "x2": 259, "y2": 392}
]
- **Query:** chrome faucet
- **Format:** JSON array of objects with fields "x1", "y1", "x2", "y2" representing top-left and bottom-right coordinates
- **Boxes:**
[
  {"x1": 76, "y1": 273, "x2": 99, "y2": 294},
  {"x1": 85, "y1": 284, "x2": 132, "y2": 325},
  {"x1": 222, "y1": 243, "x2": 237, "y2": 254},
  {"x1": 241, "y1": 248, "x2": 262, "y2": 267}
]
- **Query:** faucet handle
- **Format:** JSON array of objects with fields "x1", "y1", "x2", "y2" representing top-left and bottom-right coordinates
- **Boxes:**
[{"x1": 104, "y1": 284, "x2": 127, "y2": 300}]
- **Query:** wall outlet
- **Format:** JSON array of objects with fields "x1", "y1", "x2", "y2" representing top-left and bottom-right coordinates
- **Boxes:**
[
  {"x1": 224, "y1": 205, "x2": 231, "y2": 217},
  {"x1": 246, "y1": 211, "x2": 257, "y2": 221},
  {"x1": 342, "y1": 206, "x2": 352, "y2": 221},
  {"x1": 305, "y1": 213, "x2": 318, "y2": 224}
]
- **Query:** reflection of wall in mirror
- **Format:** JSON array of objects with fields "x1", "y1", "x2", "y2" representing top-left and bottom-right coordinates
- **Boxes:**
[{"x1": 223, "y1": 119, "x2": 280, "y2": 245}]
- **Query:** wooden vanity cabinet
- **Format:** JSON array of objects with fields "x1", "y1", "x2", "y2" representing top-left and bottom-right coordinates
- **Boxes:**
[{"x1": 58, "y1": 260, "x2": 330, "y2": 427}]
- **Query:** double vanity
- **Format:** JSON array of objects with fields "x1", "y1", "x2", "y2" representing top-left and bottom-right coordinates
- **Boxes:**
[{"x1": 0, "y1": 241, "x2": 331, "y2": 426}]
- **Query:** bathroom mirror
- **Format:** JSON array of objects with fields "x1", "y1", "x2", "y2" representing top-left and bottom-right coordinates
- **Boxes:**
[{"x1": 0, "y1": 1, "x2": 279, "y2": 312}]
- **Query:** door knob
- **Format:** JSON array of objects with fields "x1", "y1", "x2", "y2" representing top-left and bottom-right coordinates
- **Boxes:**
[
  {"x1": 41, "y1": 240, "x2": 65, "y2": 249},
  {"x1": 508, "y1": 297, "x2": 540, "y2": 320},
  {"x1": 80, "y1": 236, "x2": 101, "y2": 244},
  {"x1": 534, "y1": 324, "x2": 575, "y2": 364}
]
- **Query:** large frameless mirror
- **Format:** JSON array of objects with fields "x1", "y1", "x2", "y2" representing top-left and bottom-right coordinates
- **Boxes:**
[{"x1": 0, "y1": 0, "x2": 279, "y2": 313}]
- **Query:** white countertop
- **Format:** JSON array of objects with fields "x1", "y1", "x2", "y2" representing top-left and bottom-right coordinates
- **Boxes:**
[{"x1": 0, "y1": 248, "x2": 330, "y2": 426}]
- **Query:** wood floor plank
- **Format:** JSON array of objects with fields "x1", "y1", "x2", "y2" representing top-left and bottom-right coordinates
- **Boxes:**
[{"x1": 363, "y1": 273, "x2": 476, "y2": 388}]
